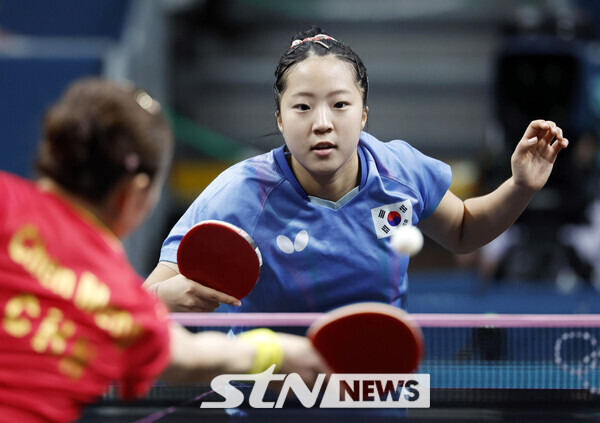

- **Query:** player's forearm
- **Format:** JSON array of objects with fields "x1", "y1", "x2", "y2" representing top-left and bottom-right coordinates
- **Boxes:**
[
  {"x1": 160, "y1": 324, "x2": 254, "y2": 383},
  {"x1": 142, "y1": 262, "x2": 179, "y2": 288},
  {"x1": 458, "y1": 176, "x2": 535, "y2": 253}
]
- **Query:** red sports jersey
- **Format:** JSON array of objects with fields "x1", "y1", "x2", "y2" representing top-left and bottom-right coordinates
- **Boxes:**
[{"x1": 0, "y1": 172, "x2": 171, "y2": 423}]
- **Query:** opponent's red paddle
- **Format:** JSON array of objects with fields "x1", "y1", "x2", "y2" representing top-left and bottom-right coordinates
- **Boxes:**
[
  {"x1": 307, "y1": 302, "x2": 424, "y2": 374},
  {"x1": 177, "y1": 220, "x2": 262, "y2": 300}
]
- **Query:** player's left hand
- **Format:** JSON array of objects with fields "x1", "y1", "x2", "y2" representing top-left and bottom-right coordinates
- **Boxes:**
[{"x1": 511, "y1": 119, "x2": 568, "y2": 193}]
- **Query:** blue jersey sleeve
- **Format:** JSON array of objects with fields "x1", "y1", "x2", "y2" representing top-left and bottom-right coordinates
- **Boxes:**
[
  {"x1": 159, "y1": 152, "x2": 283, "y2": 264},
  {"x1": 400, "y1": 142, "x2": 452, "y2": 220},
  {"x1": 159, "y1": 196, "x2": 204, "y2": 263},
  {"x1": 359, "y1": 132, "x2": 452, "y2": 222}
]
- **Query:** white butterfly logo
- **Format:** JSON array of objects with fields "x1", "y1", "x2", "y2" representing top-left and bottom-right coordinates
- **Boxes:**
[{"x1": 277, "y1": 230, "x2": 309, "y2": 254}]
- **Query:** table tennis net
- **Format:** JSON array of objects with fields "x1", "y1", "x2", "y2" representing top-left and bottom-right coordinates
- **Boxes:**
[{"x1": 104, "y1": 313, "x2": 600, "y2": 407}]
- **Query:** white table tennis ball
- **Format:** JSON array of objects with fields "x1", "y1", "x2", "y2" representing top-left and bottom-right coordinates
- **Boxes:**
[{"x1": 390, "y1": 226, "x2": 424, "y2": 256}]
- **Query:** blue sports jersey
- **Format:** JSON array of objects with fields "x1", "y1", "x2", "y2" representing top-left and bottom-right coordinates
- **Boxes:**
[{"x1": 160, "y1": 132, "x2": 452, "y2": 313}]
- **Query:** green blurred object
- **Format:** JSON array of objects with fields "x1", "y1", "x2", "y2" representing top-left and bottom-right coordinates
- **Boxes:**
[{"x1": 166, "y1": 108, "x2": 246, "y2": 162}]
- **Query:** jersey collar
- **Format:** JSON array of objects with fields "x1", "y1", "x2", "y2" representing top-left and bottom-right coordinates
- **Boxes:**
[{"x1": 274, "y1": 140, "x2": 368, "y2": 200}]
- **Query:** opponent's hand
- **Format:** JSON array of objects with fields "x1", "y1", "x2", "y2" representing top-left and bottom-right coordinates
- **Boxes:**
[
  {"x1": 276, "y1": 333, "x2": 330, "y2": 386},
  {"x1": 154, "y1": 274, "x2": 241, "y2": 312},
  {"x1": 511, "y1": 119, "x2": 568, "y2": 193}
]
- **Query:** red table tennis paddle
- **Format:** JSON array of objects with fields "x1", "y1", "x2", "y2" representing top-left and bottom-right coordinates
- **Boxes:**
[
  {"x1": 177, "y1": 220, "x2": 262, "y2": 300},
  {"x1": 307, "y1": 302, "x2": 424, "y2": 374}
]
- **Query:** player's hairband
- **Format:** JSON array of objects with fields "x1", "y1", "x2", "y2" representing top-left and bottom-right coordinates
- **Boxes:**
[
  {"x1": 290, "y1": 34, "x2": 337, "y2": 49},
  {"x1": 124, "y1": 153, "x2": 140, "y2": 172}
]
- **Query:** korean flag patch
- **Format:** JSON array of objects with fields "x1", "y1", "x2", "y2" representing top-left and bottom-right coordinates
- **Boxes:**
[{"x1": 371, "y1": 200, "x2": 413, "y2": 239}]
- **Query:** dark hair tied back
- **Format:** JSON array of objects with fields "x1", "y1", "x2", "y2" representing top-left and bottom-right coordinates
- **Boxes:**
[{"x1": 273, "y1": 26, "x2": 368, "y2": 112}]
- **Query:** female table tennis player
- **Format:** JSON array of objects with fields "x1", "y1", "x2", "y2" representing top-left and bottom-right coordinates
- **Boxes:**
[
  {"x1": 145, "y1": 26, "x2": 568, "y2": 314},
  {"x1": 0, "y1": 78, "x2": 326, "y2": 423}
]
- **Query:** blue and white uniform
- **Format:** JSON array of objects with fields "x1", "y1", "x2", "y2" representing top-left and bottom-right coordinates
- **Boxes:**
[{"x1": 160, "y1": 132, "x2": 452, "y2": 313}]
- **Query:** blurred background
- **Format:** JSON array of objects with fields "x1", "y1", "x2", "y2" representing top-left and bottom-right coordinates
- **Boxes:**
[{"x1": 2, "y1": 0, "x2": 600, "y2": 313}]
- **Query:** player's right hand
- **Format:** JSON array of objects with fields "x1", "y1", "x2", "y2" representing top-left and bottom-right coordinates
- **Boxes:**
[
  {"x1": 155, "y1": 274, "x2": 241, "y2": 312},
  {"x1": 276, "y1": 333, "x2": 330, "y2": 386}
]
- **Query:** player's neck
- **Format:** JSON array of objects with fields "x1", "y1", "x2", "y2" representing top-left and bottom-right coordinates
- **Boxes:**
[{"x1": 291, "y1": 153, "x2": 360, "y2": 202}]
